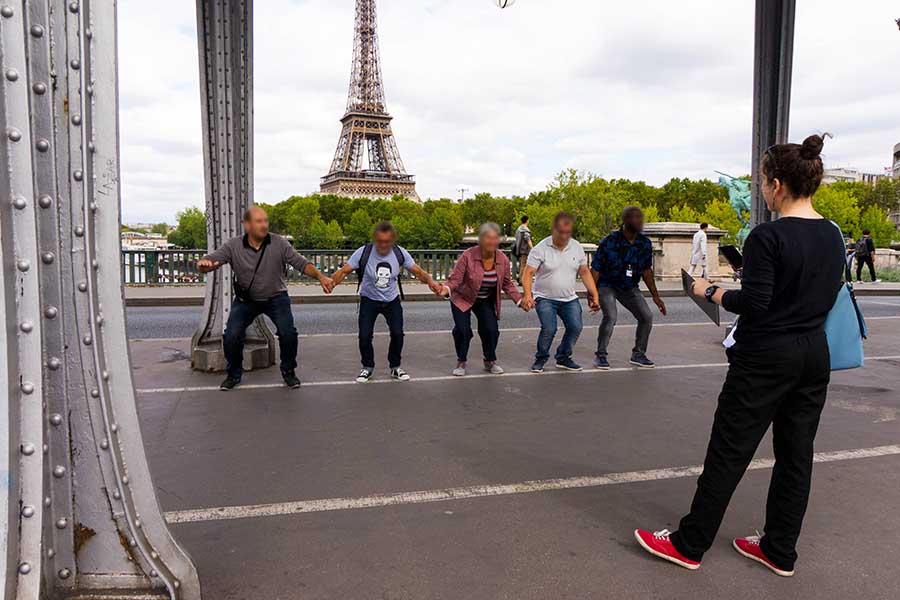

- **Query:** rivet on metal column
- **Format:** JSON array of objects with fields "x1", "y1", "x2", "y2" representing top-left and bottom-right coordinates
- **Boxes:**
[
  {"x1": 192, "y1": 0, "x2": 275, "y2": 372},
  {"x1": 751, "y1": 0, "x2": 796, "y2": 227}
]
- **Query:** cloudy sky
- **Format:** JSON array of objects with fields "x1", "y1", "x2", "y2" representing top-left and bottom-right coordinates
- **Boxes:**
[{"x1": 118, "y1": 0, "x2": 900, "y2": 224}]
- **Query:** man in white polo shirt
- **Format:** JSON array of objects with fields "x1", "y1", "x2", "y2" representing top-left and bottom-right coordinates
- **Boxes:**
[{"x1": 520, "y1": 212, "x2": 600, "y2": 372}]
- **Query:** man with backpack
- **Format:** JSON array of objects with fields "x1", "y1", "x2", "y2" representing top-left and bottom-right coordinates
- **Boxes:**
[
  {"x1": 854, "y1": 230, "x2": 880, "y2": 283},
  {"x1": 331, "y1": 221, "x2": 444, "y2": 383},
  {"x1": 513, "y1": 215, "x2": 533, "y2": 283}
]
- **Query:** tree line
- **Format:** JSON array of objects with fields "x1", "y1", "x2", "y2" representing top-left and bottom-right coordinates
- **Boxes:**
[{"x1": 165, "y1": 170, "x2": 900, "y2": 250}]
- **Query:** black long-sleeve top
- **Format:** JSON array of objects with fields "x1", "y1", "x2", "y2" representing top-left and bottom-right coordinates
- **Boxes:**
[{"x1": 722, "y1": 217, "x2": 845, "y2": 349}]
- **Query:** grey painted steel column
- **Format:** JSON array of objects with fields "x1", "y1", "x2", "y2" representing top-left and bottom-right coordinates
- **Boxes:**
[
  {"x1": 751, "y1": 0, "x2": 796, "y2": 226},
  {"x1": 191, "y1": 0, "x2": 275, "y2": 372},
  {"x1": 1, "y1": 1, "x2": 200, "y2": 598}
]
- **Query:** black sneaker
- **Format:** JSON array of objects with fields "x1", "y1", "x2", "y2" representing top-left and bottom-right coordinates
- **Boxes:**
[
  {"x1": 629, "y1": 354, "x2": 656, "y2": 369},
  {"x1": 282, "y1": 370, "x2": 301, "y2": 389},
  {"x1": 219, "y1": 376, "x2": 241, "y2": 391},
  {"x1": 391, "y1": 367, "x2": 410, "y2": 381},
  {"x1": 356, "y1": 368, "x2": 374, "y2": 383}
]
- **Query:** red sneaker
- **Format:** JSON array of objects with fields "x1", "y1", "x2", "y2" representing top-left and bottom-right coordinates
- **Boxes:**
[
  {"x1": 634, "y1": 529, "x2": 701, "y2": 570},
  {"x1": 732, "y1": 535, "x2": 795, "y2": 577}
]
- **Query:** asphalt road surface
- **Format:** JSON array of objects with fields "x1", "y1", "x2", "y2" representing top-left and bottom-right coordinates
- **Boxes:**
[
  {"x1": 133, "y1": 317, "x2": 900, "y2": 600},
  {"x1": 126, "y1": 296, "x2": 900, "y2": 339}
]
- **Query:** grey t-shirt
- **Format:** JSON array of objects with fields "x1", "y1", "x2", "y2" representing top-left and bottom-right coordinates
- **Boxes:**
[
  {"x1": 348, "y1": 244, "x2": 415, "y2": 303},
  {"x1": 526, "y1": 236, "x2": 587, "y2": 302},
  {"x1": 204, "y1": 234, "x2": 309, "y2": 301}
]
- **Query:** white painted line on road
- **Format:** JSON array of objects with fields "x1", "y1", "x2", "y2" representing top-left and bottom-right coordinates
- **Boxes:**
[
  {"x1": 861, "y1": 301, "x2": 900, "y2": 308},
  {"x1": 136, "y1": 355, "x2": 900, "y2": 395},
  {"x1": 163, "y1": 444, "x2": 900, "y2": 524}
]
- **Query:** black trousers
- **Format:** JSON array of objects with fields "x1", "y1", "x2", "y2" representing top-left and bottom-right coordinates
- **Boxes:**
[
  {"x1": 856, "y1": 255, "x2": 876, "y2": 282},
  {"x1": 451, "y1": 297, "x2": 500, "y2": 363},
  {"x1": 671, "y1": 332, "x2": 830, "y2": 571},
  {"x1": 358, "y1": 296, "x2": 404, "y2": 369},
  {"x1": 223, "y1": 292, "x2": 297, "y2": 380}
]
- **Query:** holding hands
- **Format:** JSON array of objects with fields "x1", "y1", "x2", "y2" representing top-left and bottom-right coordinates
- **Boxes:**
[
  {"x1": 520, "y1": 295, "x2": 535, "y2": 312},
  {"x1": 588, "y1": 293, "x2": 601, "y2": 314},
  {"x1": 319, "y1": 275, "x2": 336, "y2": 294},
  {"x1": 197, "y1": 258, "x2": 220, "y2": 273}
]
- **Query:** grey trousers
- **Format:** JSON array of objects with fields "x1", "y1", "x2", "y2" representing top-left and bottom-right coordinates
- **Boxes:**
[{"x1": 595, "y1": 286, "x2": 653, "y2": 358}]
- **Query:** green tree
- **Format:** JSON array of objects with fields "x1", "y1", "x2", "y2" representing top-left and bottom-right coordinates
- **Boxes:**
[
  {"x1": 304, "y1": 218, "x2": 344, "y2": 249},
  {"x1": 813, "y1": 186, "x2": 860, "y2": 236},
  {"x1": 701, "y1": 198, "x2": 744, "y2": 245},
  {"x1": 167, "y1": 207, "x2": 207, "y2": 249},
  {"x1": 345, "y1": 209, "x2": 374, "y2": 247},
  {"x1": 150, "y1": 223, "x2": 169, "y2": 235},
  {"x1": 668, "y1": 204, "x2": 702, "y2": 224},
  {"x1": 858, "y1": 205, "x2": 895, "y2": 247},
  {"x1": 862, "y1": 178, "x2": 900, "y2": 213}
]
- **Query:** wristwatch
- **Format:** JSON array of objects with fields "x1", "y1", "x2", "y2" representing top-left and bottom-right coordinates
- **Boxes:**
[{"x1": 704, "y1": 285, "x2": 720, "y2": 303}]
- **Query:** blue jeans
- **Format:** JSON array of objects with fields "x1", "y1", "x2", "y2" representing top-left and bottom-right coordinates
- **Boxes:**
[
  {"x1": 223, "y1": 292, "x2": 298, "y2": 379},
  {"x1": 534, "y1": 297, "x2": 583, "y2": 363}
]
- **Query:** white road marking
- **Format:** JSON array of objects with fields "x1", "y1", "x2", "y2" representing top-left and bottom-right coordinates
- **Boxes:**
[
  {"x1": 163, "y1": 444, "x2": 900, "y2": 524},
  {"x1": 829, "y1": 399, "x2": 897, "y2": 423},
  {"x1": 136, "y1": 355, "x2": 900, "y2": 395},
  {"x1": 861, "y1": 301, "x2": 900, "y2": 308}
]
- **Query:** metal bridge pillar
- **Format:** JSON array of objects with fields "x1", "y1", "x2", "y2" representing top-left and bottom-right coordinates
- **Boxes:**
[
  {"x1": 751, "y1": 0, "x2": 796, "y2": 226},
  {"x1": 1, "y1": 1, "x2": 200, "y2": 598},
  {"x1": 190, "y1": 0, "x2": 275, "y2": 373}
]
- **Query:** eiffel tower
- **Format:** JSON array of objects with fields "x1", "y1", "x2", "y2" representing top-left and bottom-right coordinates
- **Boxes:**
[{"x1": 321, "y1": 0, "x2": 419, "y2": 200}]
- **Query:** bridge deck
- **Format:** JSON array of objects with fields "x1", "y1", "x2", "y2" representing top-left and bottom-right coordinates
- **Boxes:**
[{"x1": 132, "y1": 317, "x2": 900, "y2": 600}]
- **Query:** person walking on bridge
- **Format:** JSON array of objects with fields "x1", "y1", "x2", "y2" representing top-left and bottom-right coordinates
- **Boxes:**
[
  {"x1": 690, "y1": 222, "x2": 709, "y2": 279},
  {"x1": 635, "y1": 134, "x2": 845, "y2": 578},
  {"x1": 331, "y1": 221, "x2": 444, "y2": 383},
  {"x1": 198, "y1": 206, "x2": 335, "y2": 391},
  {"x1": 438, "y1": 222, "x2": 526, "y2": 377}
]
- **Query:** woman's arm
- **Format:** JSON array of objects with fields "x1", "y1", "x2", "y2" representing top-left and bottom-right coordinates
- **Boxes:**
[
  {"x1": 692, "y1": 228, "x2": 776, "y2": 313},
  {"x1": 500, "y1": 257, "x2": 522, "y2": 303}
]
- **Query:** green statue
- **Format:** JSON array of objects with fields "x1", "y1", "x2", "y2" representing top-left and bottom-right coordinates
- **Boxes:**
[{"x1": 715, "y1": 171, "x2": 752, "y2": 247}]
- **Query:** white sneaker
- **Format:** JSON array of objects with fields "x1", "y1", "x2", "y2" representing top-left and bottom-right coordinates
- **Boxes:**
[
  {"x1": 872, "y1": 279, "x2": 882, "y2": 284},
  {"x1": 391, "y1": 367, "x2": 410, "y2": 382},
  {"x1": 356, "y1": 368, "x2": 373, "y2": 383},
  {"x1": 484, "y1": 361, "x2": 504, "y2": 375},
  {"x1": 452, "y1": 363, "x2": 467, "y2": 377}
]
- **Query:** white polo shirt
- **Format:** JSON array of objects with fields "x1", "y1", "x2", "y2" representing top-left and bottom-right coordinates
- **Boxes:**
[{"x1": 527, "y1": 236, "x2": 587, "y2": 302}]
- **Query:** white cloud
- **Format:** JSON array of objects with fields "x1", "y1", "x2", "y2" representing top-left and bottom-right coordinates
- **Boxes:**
[{"x1": 118, "y1": 0, "x2": 900, "y2": 223}]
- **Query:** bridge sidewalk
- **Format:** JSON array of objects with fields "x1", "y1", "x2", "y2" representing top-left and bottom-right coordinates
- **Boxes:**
[{"x1": 123, "y1": 280, "x2": 900, "y2": 306}]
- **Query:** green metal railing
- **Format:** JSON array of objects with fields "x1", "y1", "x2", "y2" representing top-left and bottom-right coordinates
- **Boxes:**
[{"x1": 120, "y1": 247, "x2": 656, "y2": 285}]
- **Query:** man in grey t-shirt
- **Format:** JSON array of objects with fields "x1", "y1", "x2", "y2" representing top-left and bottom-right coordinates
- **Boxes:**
[
  {"x1": 199, "y1": 206, "x2": 334, "y2": 390},
  {"x1": 332, "y1": 221, "x2": 443, "y2": 383},
  {"x1": 520, "y1": 212, "x2": 600, "y2": 373}
]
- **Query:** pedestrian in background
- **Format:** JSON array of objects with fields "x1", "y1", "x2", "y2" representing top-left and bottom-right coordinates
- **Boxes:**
[
  {"x1": 635, "y1": 133, "x2": 844, "y2": 578},
  {"x1": 513, "y1": 215, "x2": 533, "y2": 282},
  {"x1": 690, "y1": 223, "x2": 709, "y2": 279},
  {"x1": 520, "y1": 212, "x2": 600, "y2": 373},
  {"x1": 590, "y1": 206, "x2": 666, "y2": 369},
  {"x1": 440, "y1": 223, "x2": 525, "y2": 376},
  {"x1": 854, "y1": 229, "x2": 880, "y2": 283}
]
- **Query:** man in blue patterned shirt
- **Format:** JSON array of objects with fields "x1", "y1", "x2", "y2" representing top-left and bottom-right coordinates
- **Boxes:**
[{"x1": 590, "y1": 206, "x2": 666, "y2": 369}]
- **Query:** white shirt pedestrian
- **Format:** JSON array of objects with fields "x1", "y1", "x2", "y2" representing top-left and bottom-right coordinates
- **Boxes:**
[
  {"x1": 527, "y1": 236, "x2": 587, "y2": 302},
  {"x1": 690, "y1": 228, "x2": 708, "y2": 278}
]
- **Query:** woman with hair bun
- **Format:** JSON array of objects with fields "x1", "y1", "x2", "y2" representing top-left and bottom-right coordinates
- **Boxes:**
[{"x1": 635, "y1": 134, "x2": 845, "y2": 577}]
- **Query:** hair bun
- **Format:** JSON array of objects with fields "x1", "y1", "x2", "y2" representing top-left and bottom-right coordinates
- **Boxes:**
[{"x1": 800, "y1": 133, "x2": 829, "y2": 160}]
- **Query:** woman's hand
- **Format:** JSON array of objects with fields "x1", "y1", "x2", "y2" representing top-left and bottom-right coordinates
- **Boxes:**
[{"x1": 691, "y1": 278, "x2": 712, "y2": 298}]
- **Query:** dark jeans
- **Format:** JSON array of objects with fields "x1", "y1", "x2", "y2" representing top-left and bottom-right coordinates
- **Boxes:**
[
  {"x1": 358, "y1": 296, "x2": 404, "y2": 369},
  {"x1": 856, "y1": 255, "x2": 876, "y2": 281},
  {"x1": 534, "y1": 297, "x2": 583, "y2": 362},
  {"x1": 671, "y1": 333, "x2": 830, "y2": 571},
  {"x1": 223, "y1": 291, "x2": 297, "y2": 380},
  {"x1": 451, "y1": 298, "x2": 500, "y2": 363},
  {"x1": 595, "y1": 286, "x2": 653, "y2": 358}
]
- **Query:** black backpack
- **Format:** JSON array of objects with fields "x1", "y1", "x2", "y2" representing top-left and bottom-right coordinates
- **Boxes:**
[
  {"x1": 854, "y1": 238, "x2": 870, "y2": 258},
  {"x1": 355, "y1": 243, "x2": 406, "y2": 301}
]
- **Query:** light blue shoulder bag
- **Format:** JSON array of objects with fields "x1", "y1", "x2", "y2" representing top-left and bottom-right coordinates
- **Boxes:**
[{"x1": 824, "y1": 223, "x2": 867, "y2": 370}]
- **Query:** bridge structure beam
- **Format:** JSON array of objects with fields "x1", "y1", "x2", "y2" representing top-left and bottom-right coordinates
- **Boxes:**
[
  {"x1": 0, "y1": 1, "x2": 200, "y2": 598},
  {"x1": 190, "y1": 0, "x2": 275, "y2": 373},
  {"x1": 751, "y1": 0, "x2": 796, "y2": 227}
]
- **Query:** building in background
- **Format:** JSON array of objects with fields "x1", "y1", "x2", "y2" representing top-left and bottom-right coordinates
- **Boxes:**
[
  {"x1": 121, "y1": 231, "x2": 171, "y2": 250},
  {"x1": 893, "y1": 143, "x2": 900, "y2": 179},
  {"x1": 823, "y1": 167, "x2": 889, "y2": 186}
]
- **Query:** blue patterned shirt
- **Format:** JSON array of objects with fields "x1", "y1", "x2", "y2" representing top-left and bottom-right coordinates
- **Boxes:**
[{"x1": 591, "y1": 229, "x2": 654, "y2": 290}]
